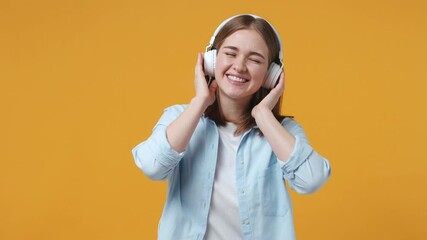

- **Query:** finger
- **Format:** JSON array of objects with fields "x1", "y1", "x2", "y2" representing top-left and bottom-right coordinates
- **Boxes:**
[
  {"x1": 209, "y1": 80, "x2": 218, "y2": 93},
  {"x1": 280, "y1": 72, "x2": 285, "y2": 88},
  {"x1": 195, "y1": 53, "x2": 203, "y2": 75},
  {"x1": 266, "y1": 73, "x2": 284, "y2": 103},
  {"x1": 274, "y1": 72, "x2": 285, "y2": 93}
]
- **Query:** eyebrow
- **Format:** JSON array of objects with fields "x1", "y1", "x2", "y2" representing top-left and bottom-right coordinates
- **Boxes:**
[{"x1": 222, "y1": 46, "x2": 266, "y2": 60}]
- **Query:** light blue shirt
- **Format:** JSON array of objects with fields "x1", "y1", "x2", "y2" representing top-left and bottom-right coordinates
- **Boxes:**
[{"x1": 132, "y1": 105, "x2": 331, "y2": 240}]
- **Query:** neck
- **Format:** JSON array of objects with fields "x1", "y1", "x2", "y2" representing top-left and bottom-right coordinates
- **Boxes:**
[{"x1": 217, "y1": 94, "x2": 251, "y2": 124}]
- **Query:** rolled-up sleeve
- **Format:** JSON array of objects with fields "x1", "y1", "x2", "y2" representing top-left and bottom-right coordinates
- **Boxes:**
[
  {"x1": 132, "y1": 105, "x2": 186, "y2": 180},
  {"x1": 277, "y1": 118, "x2": 331, "y2": 194}
]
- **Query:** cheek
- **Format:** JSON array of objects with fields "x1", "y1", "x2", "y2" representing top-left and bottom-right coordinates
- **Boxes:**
[
  {"x1": 214, "y1": 56, "x2": 229, "y2": 77},
  {"x1": 252, "y1": 65, "x2": 269, "y2": 81},
  {"x1": 215, "y1": 55, "x2": 228, "y2": 69}
]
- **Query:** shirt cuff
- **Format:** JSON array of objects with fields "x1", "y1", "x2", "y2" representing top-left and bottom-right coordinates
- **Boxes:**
[
  {"x1": 153, "y1": 126, "x2": 185, "y2": 168},
  {"x1": 277, "y1": 135, "x2": 313, "y2": 180}
]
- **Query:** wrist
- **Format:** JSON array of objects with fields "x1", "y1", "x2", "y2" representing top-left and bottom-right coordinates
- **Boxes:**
[
  {"x1": 190, "y1": 96, "x2": 211, "y2": 113},
  {"x1": 252, "y1": 105, "x2": 273, "y2": 120}
]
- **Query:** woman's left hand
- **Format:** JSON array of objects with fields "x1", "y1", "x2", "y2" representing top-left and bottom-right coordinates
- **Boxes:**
[{"x1": 252, "y1": 72, "x2": 285, "y2": 117}]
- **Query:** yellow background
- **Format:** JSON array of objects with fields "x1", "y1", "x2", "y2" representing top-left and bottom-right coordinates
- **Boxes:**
[{"x1": 1, "y1": 0, "x2": 426, "y2": 239}]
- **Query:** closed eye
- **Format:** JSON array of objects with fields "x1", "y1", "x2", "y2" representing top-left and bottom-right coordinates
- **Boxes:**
[{"x1": 249, "y1": 58, "x2": 262, "y2": 64}]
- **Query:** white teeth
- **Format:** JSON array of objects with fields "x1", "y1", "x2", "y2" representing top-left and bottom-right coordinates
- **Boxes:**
[{"x1": 228, "y1": 75, "x2": 247, "y2": 82}]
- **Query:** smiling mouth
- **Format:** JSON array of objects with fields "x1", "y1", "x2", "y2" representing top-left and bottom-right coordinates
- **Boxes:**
[{"x1": 227, "y1": 74, "x2": 248, "y2": 83}]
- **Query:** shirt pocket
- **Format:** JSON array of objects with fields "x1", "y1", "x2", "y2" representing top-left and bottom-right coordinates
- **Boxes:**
[{"x1": 256, "y1": 165, "x2": 290, "y2": 217}]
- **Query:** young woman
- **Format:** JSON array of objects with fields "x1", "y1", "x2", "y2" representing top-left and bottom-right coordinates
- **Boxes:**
[{"x1": 132, "y1": 14, "x2": 331, "y2": 240}]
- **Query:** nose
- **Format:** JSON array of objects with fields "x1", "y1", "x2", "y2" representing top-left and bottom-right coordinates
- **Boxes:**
[{"x1": 233, "y1": 56, "x2": 247, "y2": 73}]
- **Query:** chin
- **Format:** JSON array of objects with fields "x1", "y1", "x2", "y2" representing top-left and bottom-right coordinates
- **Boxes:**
[{"x1": 221, "y1": 89, "x2": 253, "y2": 101}]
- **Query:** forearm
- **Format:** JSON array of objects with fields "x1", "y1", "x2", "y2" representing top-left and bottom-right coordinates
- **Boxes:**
[
  {"x1": 166, "y1": 97, "x2": 209, "y2": 152},
  {"x1": 252, "y1": 107, "x2": 295, "y2": 161}
]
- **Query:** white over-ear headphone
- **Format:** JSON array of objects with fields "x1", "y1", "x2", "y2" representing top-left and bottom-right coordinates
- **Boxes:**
[{"x1": 204, "y1": 14, "x2": 284, "y2": 89}]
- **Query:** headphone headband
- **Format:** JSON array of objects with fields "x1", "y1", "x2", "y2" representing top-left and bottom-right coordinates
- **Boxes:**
[{"x1": 206, "y1": 14, "x2": 283, "y2": 65}]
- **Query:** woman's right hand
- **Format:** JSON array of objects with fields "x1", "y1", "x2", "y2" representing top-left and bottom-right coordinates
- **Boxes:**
[
  {"x1": 165, "y1": 53, "x2": 219, "y2": 153},
  {"x1": 194, "y1": 53, "x2": 218, "y2": 107}
]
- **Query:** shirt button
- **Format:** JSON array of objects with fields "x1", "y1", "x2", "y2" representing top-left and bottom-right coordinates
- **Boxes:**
[
  {"x1": 239, "y1": 159, "x2": 244, "y2": 165},
  {"x1": 241, "y1": 189, "x2": 245, "y2": 195}
]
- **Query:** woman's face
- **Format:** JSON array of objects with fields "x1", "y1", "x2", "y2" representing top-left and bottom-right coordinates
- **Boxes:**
[{"x1": 214, "y1": 29, "x2": 270, "y2": 103}]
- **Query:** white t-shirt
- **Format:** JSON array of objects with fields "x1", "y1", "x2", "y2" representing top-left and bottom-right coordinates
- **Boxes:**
[{"x1": 204, "y1": 122, "x2": 244, "y2": 240}]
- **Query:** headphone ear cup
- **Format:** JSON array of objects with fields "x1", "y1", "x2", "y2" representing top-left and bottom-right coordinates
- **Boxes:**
[
  {"x1": 203, "y1": 50, "x2": 217, "y2": 77},
  {"x1": 263, "y1": 63, "x2": 282, "y2": 89}
]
